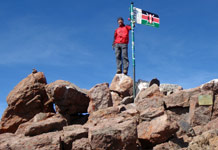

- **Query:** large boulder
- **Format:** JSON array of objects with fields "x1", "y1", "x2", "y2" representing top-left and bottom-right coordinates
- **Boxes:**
[
  {"x1": 137, "y1": 113, "x2": 179, "y2": 145},
  {"x1": 89, "y1": 118, "x2": 138, "y2": 150},
  {"x1": 0, "y1": 131, "x2": 62, "y2": 150},
  {"x1": 135, "y1": 97, "x2": 165, "y2": 121},
  {"x1": 135, "y1": 84, "x2": 164, "y2": 103},
  {"x1": 193, "y1": 117, "x2": 218, "y2": 136},
  {"x1": 188, "y1": 91, "x2": 213, "y2": 126},
  {"x1": 86, "y1": 106, "x2": 139, "y2": 150},
  {"x1": 0, "y1": 124, "x2": 89, "y2": 150},
  {"x1": 188, "y1": 129, "x2": 218, "y2": 150},
  {"x1": 45, "y1": 80, "x2": 90, "y2": 116},
  {"x1": 163, "y1": 87, "x2": 201, "y2": 109},
  {"x1": 15, "y1": 113, "x2": 67, "y2": 136},
  {"x1": 110, "y1": 91, "x2": 123, "y2": 106},
  {"x1": 88, "y1": 83, "x2": 112, "y2": 114},
  {"x1": 61, "y1": 125, "x2": 88, "y2": 150},
  {"x1": 0, "y1": 72, "x2": 54, "y2": 133},
  {"x1": 72, "y1": 138, "x2": 91, "y2": 150},
  {"x1": 110, "y1": 74, "x2": 133, "y2": 97}
]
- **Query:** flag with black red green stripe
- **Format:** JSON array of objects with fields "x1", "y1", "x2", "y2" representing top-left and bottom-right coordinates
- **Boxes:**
[{"x1": 134, "y1": 7, "x2": 159, "y2": 28}]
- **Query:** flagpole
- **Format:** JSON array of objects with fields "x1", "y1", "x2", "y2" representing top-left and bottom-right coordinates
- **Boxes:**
[{"x1": 130, "y1": 2, "x2": 136, "y2": 99}]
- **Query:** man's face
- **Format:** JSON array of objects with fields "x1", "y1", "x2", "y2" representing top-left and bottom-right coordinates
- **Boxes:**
[{"x1": 118, "y1": 19, "x2": 124, "y2": 26}]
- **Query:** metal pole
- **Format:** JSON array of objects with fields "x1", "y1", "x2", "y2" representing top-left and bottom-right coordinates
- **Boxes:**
[{"x1": 130, "y1": 2, "x2": 136, "y2": 99}]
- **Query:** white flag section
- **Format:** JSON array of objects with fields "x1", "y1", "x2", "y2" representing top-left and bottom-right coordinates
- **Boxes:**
[
  {"x1": 133, "y1": 7, "x2": 160, "y2": 28},
  {"x1": 133, "y1": 7, "x2": 143, "y2": 24}
]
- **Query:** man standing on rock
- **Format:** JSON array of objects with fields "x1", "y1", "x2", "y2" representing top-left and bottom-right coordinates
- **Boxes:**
[{"x1": 113, "y1": 17, "x2": 131, "y2": 75}]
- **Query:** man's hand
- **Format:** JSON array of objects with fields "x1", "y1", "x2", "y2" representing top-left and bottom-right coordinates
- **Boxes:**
[{"x1": 112, "y1": 44, "x2": 115, "y2": 50}]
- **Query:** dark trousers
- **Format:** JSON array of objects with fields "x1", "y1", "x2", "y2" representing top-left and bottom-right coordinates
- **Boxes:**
[{"x1": 115, "y1": 43, "x2": 129, "y2": 72}]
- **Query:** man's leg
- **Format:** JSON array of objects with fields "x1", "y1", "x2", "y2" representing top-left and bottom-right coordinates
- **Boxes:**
[
  {"x1": 115, "y1": 44, "x2": 122, "y2": 73},
  {"x1": 121, "y1": 44, "x2": 129, "y2": 74}
]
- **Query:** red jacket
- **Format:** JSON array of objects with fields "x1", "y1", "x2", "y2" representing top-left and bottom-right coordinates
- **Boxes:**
[{"x1": 114, "y1": 25, "x2": 131, "y2": 44}]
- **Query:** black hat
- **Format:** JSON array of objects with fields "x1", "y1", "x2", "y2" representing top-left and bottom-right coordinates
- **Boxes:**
[{"x1": 117, "y1": 17, "x2": 124, "y2": 22}]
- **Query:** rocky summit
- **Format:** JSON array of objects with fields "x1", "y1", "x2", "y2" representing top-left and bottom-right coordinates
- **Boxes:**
[{"x1": 0, "y1": 71, "x2": 218, "y2": 150}]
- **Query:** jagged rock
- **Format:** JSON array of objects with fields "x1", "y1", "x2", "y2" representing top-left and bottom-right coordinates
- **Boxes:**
[
  {"x1": 0, "y1": 125, "x2": 88, "y2": 150},
  {"x1": 201, "y1": 79, "x2": 218, "y2": 94},
  {"x1": 0, "y1": 72, "x2": 54, "y2": 134},
  {"x1": 160, "y1": 83, "x2": 183, "y2": 95},
  {"x1": 120, "y1": 96, "x2": 134, "y2": 105},
  {"x1": 212, "y1": 95, "x2": 218, "y2": 120},
  {"x1": 0, "y1": 131, "x2": 62, "y2": 150},
  {"x1": 110, "y1": 74, "x2": 133, "y2": 97},
  {"x1": 88, "y1": 83, "x2": 112, "y2": 114},
  {"x1": 111, "y1": 91, "x2": 123, "y2": 106},
  {"x1": 15, "y1": 113, "x2": 67, "y2": 136},
  {"x1": 153, "y1": 141, "x2": 182, "y2": 150},
  {"x1": 86, "y1": 106, "x2": 121, "y2": 127},
  {"x1": 193, "y1": 118, "x2": 218, "y2": 136},
  {"x1": 72, "y1": 138, "x2": 91, "y2": 150},
  {"x1": 135, "y1": 84, "x2": 164, "y2": 103},
  {"x1": 61, "y1": 125, "x2": 88, "y2": 150},
  {"x1": 163, "y1": 87, "x2": 201, "y2": 108},
  {"x1": 188, "y1": 91, "x2": 213, "y2": 126},
  {"x1": 45, "y1": 80, "x2": 90, "y2": 116},
  {"x1": 137, "y1": 114, "x2": 179, "y2": 145},
  {"x1": 188, "y1": 129, "x2": 218, "y2": 150},
  {"x1": 136, "y1": 97, "x2": 165, "y2": 121},
  {"x1": 89, "y1": 118, "x2": 138, "y2": 150},
  {"x1": 15, "y1": 112, "x2": 55, "y2": 135},
  {"x1": 85, "y1": 106, "x2": 139, "y2": 150}
]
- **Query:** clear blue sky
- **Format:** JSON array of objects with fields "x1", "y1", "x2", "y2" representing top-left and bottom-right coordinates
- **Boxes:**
[{"x1": 0, "y1": 0, "x2": 218, "y2": 117}]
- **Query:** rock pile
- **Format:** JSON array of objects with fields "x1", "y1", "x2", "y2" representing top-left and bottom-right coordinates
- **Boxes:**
[{"x1": 0, "y1": 71, "x2": 218, "y2": 150}]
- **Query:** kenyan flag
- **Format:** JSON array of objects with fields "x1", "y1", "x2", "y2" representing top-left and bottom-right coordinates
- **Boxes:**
[{"x1": 134, "y1": 7, "x2": 159, "y2": 28}]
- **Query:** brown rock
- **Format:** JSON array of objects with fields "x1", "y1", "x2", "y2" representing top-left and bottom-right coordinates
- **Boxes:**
[
  {"x1": 137, "y1": 114, "x2": 179, "y2": 145},
  {"x1": 203, "y1": 117, "x2": 218, "y2": 132},
  {"x1": 89, "y1": 118, "x2": 138, "y2": 150},
  {"x1": 188, "y1": 129, "x2": 218, "y2": 150},
  {"x1": 61, "y1": 125, "x2": 88, "y2": 150},
  {"x1": 188, "y1": 91, "x2": 213, "y2": 126},
  {"x1": 72, "y1": 138, "x2": 91, "y2": 150},
  {"x1": 15, "y1": 113, "x2": 67, "y2": 136},
  {"x1": 121, "y1": 96, "x2": 134, "y2": 105},
  {"x1": 164, "y1": 87, "x2": 201, "y2": 108},
  {"x1": 110, "y1": 74, "x2": 133, "y2": 97},
  {"x1": 0, "y1": 131, "x2": 62, "y2": 150},
  {"x1": 212, "y1": 95, "x2": 218, "y2": 120},
  {"x1": 153, "y1": 141, "x2": 182, "y2": 150},
  {"x1": 135, "y1": 84, "x2": 164, "y2": 103},
  {"x1": 136, "y1": 97, "x2": 164, "y2": 121},
  {"x1": 201, "y1": 79, "x2": 218, "y2": 94},
  {"x1": 160, "y1": 83, "x2": 183, "y2": 96},
  {"x1": 0, "y1": 72, "x2": 54, "y2": 133},
  {"x1": 0, "y1": 124, "x2": 89, "y2": 150},
  {"x1": 111, "y1": 91, "x2": 122, "y2": 106},
  {"x1": 46, "y1": 80, "x2": 90, "y2": 115},
  {"x1": 85, "y1": 105, "x2": 139, "y2": 150},
  {"x1": 87, "y1": 83, "x2": 112, "y2": 114},
  {"x1": 86, "y1": 106, "x2": 121, "y2": 127}
]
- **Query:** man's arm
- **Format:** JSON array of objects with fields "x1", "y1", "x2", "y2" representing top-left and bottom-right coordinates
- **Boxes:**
[
  {"x1": 112, "y1": 30, "x2": 117, "y2": 50},
  {"x1": 126, "y1": 25, "x2": 132, "y2": 30}
]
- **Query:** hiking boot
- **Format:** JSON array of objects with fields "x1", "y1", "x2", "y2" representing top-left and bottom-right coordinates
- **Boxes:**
[
  {"x1": 123, "y1": 70, "x2": 128, "y2": 75},
  {"x1": 117, "y1": 69, "x2": 122, "y2": 74}
]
